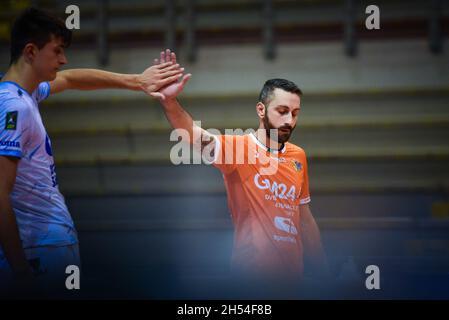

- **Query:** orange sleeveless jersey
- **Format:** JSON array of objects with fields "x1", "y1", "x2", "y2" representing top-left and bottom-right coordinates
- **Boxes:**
[{"x1": 211, "y1": 133, "x2": 311, "y2": 280}]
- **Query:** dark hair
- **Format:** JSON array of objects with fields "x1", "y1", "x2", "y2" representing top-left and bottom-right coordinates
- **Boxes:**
[
  {"x1": 258, "y1": 78, "x2": 302, "y2": 106},
  {"x1": 9, "y1": 7, "x2": 72, "y2": 65}
]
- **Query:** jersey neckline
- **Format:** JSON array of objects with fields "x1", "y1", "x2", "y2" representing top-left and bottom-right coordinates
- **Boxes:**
[
  {"x1": 0, "y1": 80, "x2": 33, "y2": 99},
  {"x1": 249, "y1": 132, "x2": 287, "y2": 154}
]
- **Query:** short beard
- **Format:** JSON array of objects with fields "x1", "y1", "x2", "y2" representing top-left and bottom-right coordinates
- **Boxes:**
[{"x1": 263, "y1": 114, "x2": 294, "y2": 144}]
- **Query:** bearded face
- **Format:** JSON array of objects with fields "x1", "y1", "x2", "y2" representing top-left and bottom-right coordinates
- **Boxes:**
[
  {"x1": 263, "y1": 113, "x2": 295, "y2": 144},
  {"x1": 258, "y1": 88, "x2": 300, "y2": 145}
]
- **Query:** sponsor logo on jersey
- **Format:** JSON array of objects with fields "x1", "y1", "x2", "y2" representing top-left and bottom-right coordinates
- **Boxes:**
[
  {"x1": 273, "y1": 234, "x2": 296, "y2": 243},
  {"x1": 5, "y1": 111, "x2": 18, "y2": 130},
  {"x1": 0, "y1": 140, "x2": 20, "y2": 148},
  {"x1": 254, "y1": 173, "x2": 297, "y2": 201},
  {"x1": 274, "y1": 216, "x2": 298, "y2": 235},
  {"x1": 291, "y1": 160, "x2": 302, "y2": 172}
]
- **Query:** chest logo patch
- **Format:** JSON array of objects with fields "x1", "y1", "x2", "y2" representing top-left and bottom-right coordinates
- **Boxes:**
[
  {"x1": 291, "y1": 160, "x2": 302, "y2": 172},
  {"x1": 5, "y1": 111, "x2": 18, "y2": 130}
]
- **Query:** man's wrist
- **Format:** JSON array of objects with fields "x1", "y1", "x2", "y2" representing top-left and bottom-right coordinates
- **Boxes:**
[
  {"x1": 161, "y1": 97, "x2": 178, "y2": 107},
  {"x1": 129, "y1": 74, "x2": 142, "y2": 91}
]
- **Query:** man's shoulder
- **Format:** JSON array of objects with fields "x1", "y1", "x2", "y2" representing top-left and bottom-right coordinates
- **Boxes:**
[
  {"x1": 0, "y1": 88, "x2": 34, "y2": 134},
  {"x1": 219, "y1": 133, "x2": 250, "y2": 138},
  {"x1": 0, "y1": 85, "x2": 29, "y2": 110},
  {"x1": 216, "y1": 133, "x2": 251, "y2": 144},
  {"x1": 0, "y1": 98, "x2": 32, "y2": 126},
  {"x1": 285, "y1": 142, "x2": 308, "y2": 162}
]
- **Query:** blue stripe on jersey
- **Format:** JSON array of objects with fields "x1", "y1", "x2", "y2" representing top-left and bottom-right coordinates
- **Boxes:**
[{"x1": 0, "y1": 149, "x2": 22, "y2": 158}]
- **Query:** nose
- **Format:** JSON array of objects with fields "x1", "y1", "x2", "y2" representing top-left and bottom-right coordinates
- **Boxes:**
[
  {"x1": 283, "y1": 113, "x2": 293, "y2": 126},
  {"x1": 60, "y1": 54, "x2": 68, "y2": 65}
]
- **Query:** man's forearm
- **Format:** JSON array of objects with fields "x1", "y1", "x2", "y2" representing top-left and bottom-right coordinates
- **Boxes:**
[
  {"x1": 0, "y1": 198, "x2": 30, "y2": 275},
  {"x1": 302, "y1": 219, "x2": 328, "y2": 268},
  {"x1": 300, "y1": 206, "x2": 330, "y2": 276},
  {"x1": 58, "y1": 69, "x2": 141, "y2": 91},
  {"x1": 161, "y1": 98, "x2": 196, "y2": 142}
]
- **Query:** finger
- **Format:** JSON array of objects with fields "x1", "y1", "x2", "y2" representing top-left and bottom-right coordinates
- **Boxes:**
[
  {"x1": 160, "y1": 68, "x2": 184, "y2": 78},
  {"x1": 171, "y1": 52, "x2": 177, "y2": 65},
  {"x1": 180, "y1": 73, "x2": 192, "y2": 87},
  {"x1": 158, "y1": 62, "x2": 180, "y2": 72},
  {"x1": 160, "y1": 51, "x2": 165, "y2": 63},
  {"x1": 159, "y1": 73, "x2": 183, "y2": 87},
  {"x1": 165, "y1": 49, "x2": 171, "y2": 63},
  {"x1": 157, "y1": 61, "x2": 176, "y2": 70},
  {"x1": 150, "y1": 92, "x2": 166, "y2": 100},
  {"x1": 153, "y1": 58, "x2": 159, "y2": 66}
]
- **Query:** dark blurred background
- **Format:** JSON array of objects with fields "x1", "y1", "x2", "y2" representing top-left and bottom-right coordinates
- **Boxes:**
[{"x1": 0, "y1": 0, "x2": 448, "y2": 299}]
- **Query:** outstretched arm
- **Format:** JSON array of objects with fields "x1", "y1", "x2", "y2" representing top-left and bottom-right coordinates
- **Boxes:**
[
  {"x1": 151, "y1": 50, "x2": 216, "y2": 154},
  {"x1": 49, "y1": 50, "x2": 183, "y2": 95}
]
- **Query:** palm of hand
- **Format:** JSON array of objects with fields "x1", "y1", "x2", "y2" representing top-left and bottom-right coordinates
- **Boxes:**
[
  {"x1": 151, "y1": 73, "x2": 191, "y2": 101},
  {"x1": 151, "y1": 49, "x2": 191, "y2": 100},
  {"x1": 158, "y1": 81, "x2": 183, "y2": 99}
]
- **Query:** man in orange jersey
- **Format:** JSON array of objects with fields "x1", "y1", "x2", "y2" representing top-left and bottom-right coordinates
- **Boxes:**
[{"x1": 150, "y1": 50, "x2": 329, "y2": 294}]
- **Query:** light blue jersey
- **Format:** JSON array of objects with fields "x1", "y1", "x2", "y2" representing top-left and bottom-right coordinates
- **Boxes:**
[{"x1": 0, "y1": 79, "x2": 77, "y2": 253}]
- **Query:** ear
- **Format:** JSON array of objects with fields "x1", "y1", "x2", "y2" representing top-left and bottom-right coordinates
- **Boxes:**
[
  {"x1": 256, "y1": 102, "x2": 266, "y2": 119},
  {"x1": 23, "y1": 43, "x2": 38, "y2": 64}
]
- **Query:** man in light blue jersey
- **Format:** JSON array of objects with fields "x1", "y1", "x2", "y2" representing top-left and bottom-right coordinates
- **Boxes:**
[{"x1": 0, "y1": 8, "x2": 183, "y2": 295}]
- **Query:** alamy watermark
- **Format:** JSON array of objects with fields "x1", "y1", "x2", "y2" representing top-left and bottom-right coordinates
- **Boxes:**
[
  {"x1": 63, "y1": 4, "x2": 380, "y2": 31},
  {"x1": 365, "y1": 264, "x2": 381, "y2": 290},
  {"x1": 65, "y1": 265, "x2": 80, "y2": 290},
  {"x1": 169, "y1": 122, "x2": 285, "y2": 175},
  {"x1": 65, "y1": 5, "x2": 80, "y2": 30},
  {"x1": 366, "y1": 5, "x2": 380, "y2": 30}
]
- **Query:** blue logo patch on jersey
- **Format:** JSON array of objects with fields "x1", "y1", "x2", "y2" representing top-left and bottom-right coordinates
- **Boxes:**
[
  {"x1": 5, "y1": 111, "x2": 18, "y2": 130},
  {"x1": 291, "y1": 160, "x2": 302, "y2": 172}
]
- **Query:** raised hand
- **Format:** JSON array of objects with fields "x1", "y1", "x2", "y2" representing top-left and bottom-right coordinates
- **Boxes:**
[
  {"x1": 137, "y1": 49, "x2": 184, "y2": 94},
  {"x1": 150, "y1": 49, "x2": 191, "y2": 101}
]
